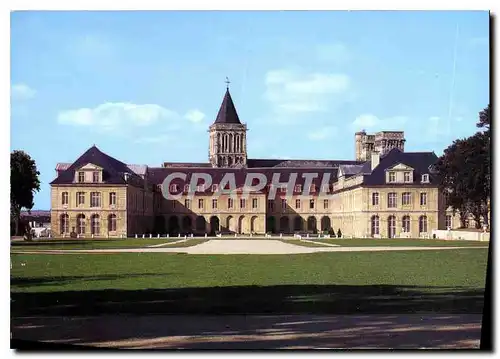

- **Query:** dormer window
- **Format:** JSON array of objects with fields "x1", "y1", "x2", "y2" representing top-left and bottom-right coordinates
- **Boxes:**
[
  {"x1": 184, "y1": 184, "x2": 190, "y2": 192},
  {"x1": 92, "y1": 171, "x2": 100, "y2": 183},
  {"x1": 388, "y1": 171, "x2": 396, "y2": 183},
  {"x1": 404, "y1": 172, "x2": 411, "y2": 182},
  {"x1": 78, "y1": 171, "x2": 85, "y2": 183},
  {"x1": 169, "y1": 184, "x2": 178, "y2": 192},
  {"x1": 295, "y1": 185, "x2": 302, "y2": 193},
  {"x1": 212, "y1": 184, "x2": 219, "y2": 192},
  {"x1": 421, "y1": 174, "x2": 429, "y2": 183}
]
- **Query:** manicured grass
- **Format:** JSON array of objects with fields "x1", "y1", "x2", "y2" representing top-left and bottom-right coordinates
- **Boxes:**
[
  {"x1": 156, "y1": 238, "x2": 208, "y2": 248},
  {"x1": 310, "y1": 238, "x2": 489, "y2": 247},
  {"x1": 281, "y1": 239, "x2": 331, "y2": 247},
  {"x1": 11, "y1": 248, "x2": 487, "y2": 316},
  {"x1": 10, "y1": 238, "x2": 181, "y2": 250}
]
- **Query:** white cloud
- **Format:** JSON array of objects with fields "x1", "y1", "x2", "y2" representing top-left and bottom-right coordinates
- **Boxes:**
[
  {"x1": 11, "y1": 83, "x2": 36, "y2": 100},
  {"x1": 184, "y1": 109, "x2": 206, "y2": 123},
  {"x1": 352, "y1": 114, "x2": 408, "y2": 131},
  {"x1": 316, "y1": 43, "x2": 350, "y2": 63},
  {"x1": 426, "y1": 116, "x2": 453, "y2": 140},
  {"x1": 57, "y1": 102, "x2": 179, "y2": 132},
  {"x1": 264, "y1": 69, "x2": 351, "y2": 116},
  {"x1": 352, "y1": 114, "x2": 380, "y2": 129},
  {"x1": 307, "y1": 126, "x2": 338, "y2": 141}
]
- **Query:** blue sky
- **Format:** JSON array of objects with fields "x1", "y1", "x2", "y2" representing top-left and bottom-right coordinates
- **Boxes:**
[{"x1": 10, "y1": 11, "x2": 489, "y2": 209}]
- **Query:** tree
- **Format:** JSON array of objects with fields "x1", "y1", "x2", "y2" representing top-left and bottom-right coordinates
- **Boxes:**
[
  {"x1": 11, "y1": 150, "x2": 40, "y2": 239},
  {"x1": 435, "y1": 107, "x2": 491, "y2": 229},
  {"x1": 477, "y1": 104, "x2": 490, "y2": 132}
]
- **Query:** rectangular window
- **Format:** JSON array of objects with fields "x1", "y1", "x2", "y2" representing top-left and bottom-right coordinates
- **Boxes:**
[
  {"x1": 198, "y1": 198, "x2": 204, "y2": 209},
  {"x1": 421, "y1": 174, "x2": 429, "y2": 183},
  {"x1": 62, "y1": 192, "x2": 69, "y2": 205},
  {"x1": 109, "y1": 192, "x2": 116, "y2": 206},
  {"x1": 388, "y1": 172, "x2": 396, "y2": 183},
  {"x1": 322, "y1": 184, "x2": 330, "y2": 193},
  {"x1": 92, "y1": 171, "x2": 99, "y2": 183},
  {"x1": 387, "y1": 192, "x2": 397, "y2": 208},
  {"x1": 197, "y1": 185, "x2": 204, "y2": 192},
  {"x1": 212, "y1": 184, "x2": 219, "y2": 192},
  {"x1": 76, "y1": 192, "x2": 85, "y2": 206},
  {"x1": 281, "y1": 199, "x2": 287, "y2": 209},
  {"x1": 90, "y1": 192, "x2": 101, "y2": 208},
  {"x1": 404, "y1": 172, "x2": 411, "y2": 182},
  {"x1": 323, "y1": 199, "x2": 329, "y2": 209},
  {"x1": 420, "y1": 192, "x2": 427, "y2": 206},
  {"x1": 228, "y1": 198, "x2": 233, "y2": 209},
  {"x1": 295, "y1": 199, "x2": 301, "y2": 209},
  {"x1": 295, "y1": 185, "x2": 302, "y2": 193},
  {"x1": 78, "y1": 171, "x2": 85, "y2": 183},
  {"x1": 446, "y1": 215, "x2": 452, "y2": 229},
  {"x1": 372, "y1": 192, "x2": 379, "y2": 206},
  {"x1": 252, "y1": 198, "x2": 258, "y2": 209},
  {"x1": 267, "y1": 199, "x2": 274, "y2": 211},
  {"x1": 402, "y1": 192, "x2": 411, "y2": 205},
  {"x1": 309, "y1": 199, "x2": 315, "y2": 209},
  {"x1": 184, "y1": 199, "x2": 191, "y2": 209},
  {"x1": 171, "y1": 201, "x2": 176, "y2": 209},
  {"x1": 212, "y1": 199, "x2": 218, "y2": 209},
  {"x1": 310, "y1": 184, "x2": 316, "y2": 193},
  {"x1": 169, "y1": 184, "x2": 178, "y2": 192},
  {"x1": 240, "y1": 198, "x2": 246, "y2": 209},
  {"x1": 184, "y1": 184, "x2": 190, "y2": 192}
]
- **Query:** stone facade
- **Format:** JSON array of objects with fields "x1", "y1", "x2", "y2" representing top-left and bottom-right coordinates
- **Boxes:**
[
  {"x1": 355, "y1": 130, "x2": 406, "y2": 161},
  {"x1": 50, "y1": 88, "x2": 465, "y2": 239}
]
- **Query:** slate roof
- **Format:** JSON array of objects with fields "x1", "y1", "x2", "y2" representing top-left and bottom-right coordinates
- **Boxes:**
[
  {"x1": 147, "y1": 167, "x2": 340, "y2": 191},
  {"x1": 163, "y1": 162, "x2": 212, "y2": 168},
  {"x1": 362, "y1": 148, "x2": 438, "y2": 185},
  {"x1": 50, "y1": 146, "x2": 144, "y2": 185},
  {"x1": 127, "y1": 164, "x2": 148, "y2": 176},
  {"x1": 339, "y1": 164, "x2": 365, "y2": 176},
  {"x1": 213, "y1": 89, "x2": 242, "y2": 125},
  {"x1": 247, "y1": 158, "x2": 361, "y2": 168},
  {"x1": 56, "y1": 163, "x2": 71, "y2": 171}
]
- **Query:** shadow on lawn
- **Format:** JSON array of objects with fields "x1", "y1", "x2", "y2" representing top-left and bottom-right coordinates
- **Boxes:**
[
  {"x1": 10, "y1": 240, "x2": 117, "y2": 247},
  {"x1": 11, "y1": 283, "x2": 484, "y2": 317}
]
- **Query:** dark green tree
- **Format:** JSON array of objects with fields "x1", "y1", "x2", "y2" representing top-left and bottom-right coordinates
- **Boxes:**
[
  {"x1": 435, "y1": 106, "x2": 491, "y2": 229},
  {"x1": 11, "y1": 150, "x2": 40, "y2": 239}
]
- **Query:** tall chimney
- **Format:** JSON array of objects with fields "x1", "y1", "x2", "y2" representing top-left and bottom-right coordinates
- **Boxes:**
[{"x1": 371, "y1": 152, "x2": 380, "y2": 171}]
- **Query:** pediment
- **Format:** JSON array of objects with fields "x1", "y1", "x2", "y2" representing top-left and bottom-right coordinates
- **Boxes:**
[
  {"x1": 387, "y1": 162, "x2": 414, "y2": 171},
  {"x1": 78, "y1": 163, "x2": 103, "y2": 171}
]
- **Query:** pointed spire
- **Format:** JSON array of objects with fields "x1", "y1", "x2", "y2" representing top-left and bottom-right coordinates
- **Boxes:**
[{"x1": 213, "y1": 87, "x2": 242, "y2": 125}]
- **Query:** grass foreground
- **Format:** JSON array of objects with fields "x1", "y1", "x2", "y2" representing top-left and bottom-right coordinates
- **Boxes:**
[
  {"x1": 10, "y1": 237, "x2": 205, "y2": 251},
  {"x1": 11, "y1": 248, "x2": 487, "y2": 316}
]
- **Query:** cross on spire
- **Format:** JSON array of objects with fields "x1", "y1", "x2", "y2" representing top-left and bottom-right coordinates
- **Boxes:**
[{"x1": 225, "y1": 77, "x2": 230, "y2": 89}]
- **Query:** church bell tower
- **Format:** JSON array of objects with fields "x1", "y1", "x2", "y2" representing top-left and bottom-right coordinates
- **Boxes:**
[{"x1": 208, "y1": 80, "x2": 248, "y2": 168}]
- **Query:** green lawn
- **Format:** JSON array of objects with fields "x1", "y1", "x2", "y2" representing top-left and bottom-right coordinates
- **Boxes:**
[
  {"x1": 10, "y1": 238, "x2": 186, "y2": 250},
  {"x1": 309, "y1": 238, "x2": 489, "y2": 247},
  {"x1": 11, "y1": 248, "x2": 487, "y2": 316},
  {"x1": 280, "y1": 239, "x2": 331, "y2": 247}
]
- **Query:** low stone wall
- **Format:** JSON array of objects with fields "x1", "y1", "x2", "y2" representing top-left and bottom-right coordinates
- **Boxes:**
[{"x1": 432, "y1": 229, "x2": 490, "y2": 242}]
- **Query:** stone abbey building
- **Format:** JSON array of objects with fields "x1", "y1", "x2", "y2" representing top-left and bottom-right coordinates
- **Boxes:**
[{"x1": 50, "y1": 89, "x2": 460, "y2": 238}]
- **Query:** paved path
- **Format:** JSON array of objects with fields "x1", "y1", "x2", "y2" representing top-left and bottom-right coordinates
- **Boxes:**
[
  {"x1": 11, "y1": 314, "x2": 482, "y2": 349},
  {"x1": 11, "y1": 239, "x2": 488, "y2": 255}
]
